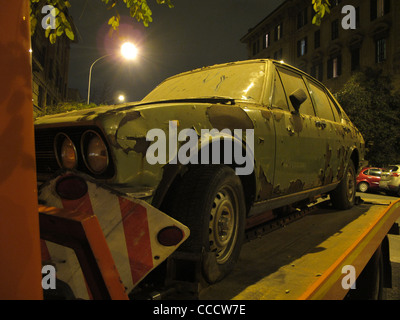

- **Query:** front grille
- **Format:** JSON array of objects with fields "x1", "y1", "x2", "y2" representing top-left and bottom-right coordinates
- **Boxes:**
[{"x1": 35, "y1": 126, "x2": 114, "y2": 179}]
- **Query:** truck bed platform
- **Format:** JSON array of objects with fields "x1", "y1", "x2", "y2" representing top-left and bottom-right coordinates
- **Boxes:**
[{"x1": 200, "y1": 196, "x2": 400, "y2": 300}]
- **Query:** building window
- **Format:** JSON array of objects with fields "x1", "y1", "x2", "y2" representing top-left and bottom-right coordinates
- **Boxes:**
[
  {"x1": 297, "y1": 37, "x2": 308, "y2": 57},
  {"x1": 328, "y1": 55, "x2": 342, "y2": 79},
  {"x1": 314, "y1": 30, "x2": 320, "y2": 49},
  {"x1": 371, "y1": 0, "x2": 390, "y2": 21},
  {"x1": 376, "y1": 38, "x2": 387, "y2": 63},
  {"x1": 274, "y1": 23, "x2": 283, "y2": 41},
  {"x1": 297, "y1": 7, "x2": 308, "y2": 29},
  {"x1": 252, "y1": 39, "x2": 260, "y2": 56},
  {"x1": 263, "y1": 33, "x2": 270, "y2": 49},
  {"x1": 351, "y1": 48, "x2": 360, "y2": 71},
  {"x1": 311, "y1": 63, "x2": 323, "y2": 81},
  {"x1": 331, "y1": 20, "x2": 339, "y2": 40}
]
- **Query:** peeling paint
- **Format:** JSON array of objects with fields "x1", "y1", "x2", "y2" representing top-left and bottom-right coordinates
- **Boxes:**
[
  {"x1": 258, "y1": 168, "x2": 273, "y2": 200},
  {"x1": 206, "y1": 105, "x2": 254, "y2": 131},
  {"x1": 287, "y1": 179, "x2": 305, "y2": 193}
]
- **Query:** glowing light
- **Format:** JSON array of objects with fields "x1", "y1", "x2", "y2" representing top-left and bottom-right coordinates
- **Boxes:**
[
  {"x1": 121, "y1": 42, "x2": 138, "y2": 60},
  {"x1": 118, "y1": 95, "x2": 125, "y2": 102}
]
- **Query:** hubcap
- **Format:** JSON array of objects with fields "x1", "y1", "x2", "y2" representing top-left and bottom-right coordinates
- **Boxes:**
[
  {"x1": 209, "y1": 186, "x2": 239, "y2": 264},
  {"x1": 359, "y1": 182, "x2": 368, "y2": 193},
  {"x1": 346, "y1": 167, "x2": 355, "y2": 202}
]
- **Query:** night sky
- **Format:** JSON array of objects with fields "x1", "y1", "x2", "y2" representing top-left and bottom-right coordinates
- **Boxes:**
[{"x1": 67, "y1": 0, "x2": 282, "y2": 104}]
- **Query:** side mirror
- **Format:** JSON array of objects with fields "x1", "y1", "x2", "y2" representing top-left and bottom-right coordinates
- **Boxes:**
[{"x1": 289, "y1": 88, "x2": 307, "y2": 113}]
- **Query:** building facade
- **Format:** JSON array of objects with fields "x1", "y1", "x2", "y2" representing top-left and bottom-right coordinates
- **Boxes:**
[
  {"x1": 31, "y1": 6, "x2": 77, "y2": 114},
  {"x1": 240, "y1": 0, "x2": 400, "y2": 93}
]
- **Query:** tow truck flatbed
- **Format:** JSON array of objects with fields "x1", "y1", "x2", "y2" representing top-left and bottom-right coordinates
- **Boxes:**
[{"x1": 200, "y1": 196, "x2": 400, "y2": 300}]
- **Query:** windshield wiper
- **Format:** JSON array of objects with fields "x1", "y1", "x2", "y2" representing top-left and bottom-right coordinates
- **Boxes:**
[
  {"x1": 139, "y1": 96, "x2": 236, "y2": 106},
  {"x1": 160, "y1": 96, "x2": 235, "y2": 105}
]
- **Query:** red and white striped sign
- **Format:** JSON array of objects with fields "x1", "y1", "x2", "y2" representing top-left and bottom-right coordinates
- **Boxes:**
[{"x1": 39, "y1": 172, "x2": 189, "y2": 299}]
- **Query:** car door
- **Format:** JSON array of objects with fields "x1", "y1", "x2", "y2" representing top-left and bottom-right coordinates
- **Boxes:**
[
  {"x1": 271, "y1": 65, "x2": 326, "y2": 197},
  {"x1": 366, "y1": 168, "x2": 382, "y2": 188},
  {"x1": 305, "y1": 77, "x2": 341, "y2": 186}
]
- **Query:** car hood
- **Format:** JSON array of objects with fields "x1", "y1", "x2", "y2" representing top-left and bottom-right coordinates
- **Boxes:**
[
  {"x1": 34, "y1": 102, "x2": 144, "y2": 126},
  {"x1": 34, "y1": 98, "x2": 246, "y2": 128}
]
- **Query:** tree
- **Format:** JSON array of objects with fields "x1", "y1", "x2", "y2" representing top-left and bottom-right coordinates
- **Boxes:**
[
  {"x1": 336, "y1": 68, "x2": 400, "y2": 166},
  {"x1": 30, "y1": 0, "x2": 174, "y2": 44}
]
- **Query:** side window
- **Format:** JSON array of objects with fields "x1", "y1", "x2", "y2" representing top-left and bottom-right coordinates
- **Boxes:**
[
  {"x1": 369, "y1": 169, "x2": 382, "y2": 177},
  {"x1": 364, "y1": 169, "x2": 370, "y2": 175},
  {"x1": 276, "y1": 67, "x2": 315, "y2": 116},
  {"x1": 271, "y1": 70, "x2": 289, "y2": 111},
  {"x1": 308, "y1": 80, "x2": 336, "y2": 121}
]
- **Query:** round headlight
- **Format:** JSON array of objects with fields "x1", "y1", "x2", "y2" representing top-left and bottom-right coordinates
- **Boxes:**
[
  {"x1": 54, "y1": 133, "x2": 77, "y2": 169},
  {"x1": 81, "y1": 130, "x2": 109, "y2": 174}
]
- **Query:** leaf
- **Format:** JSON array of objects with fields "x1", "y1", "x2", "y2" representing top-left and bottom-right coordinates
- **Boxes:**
[
  {"x1": 45, "y1": 26, "x2": 51, "y2": 38},
  {"x1": 65, "y1": 28, "x2": 74, "y2": 40},
  {"x1": 56, "y1": 26, "x2": 64, "y2": 36},
  {"x1": 49, "y1": 33, "x2": 56, "y2": 44},
  {"x1": 108, "y1": 16, "x2": 115, "y2": 25}
]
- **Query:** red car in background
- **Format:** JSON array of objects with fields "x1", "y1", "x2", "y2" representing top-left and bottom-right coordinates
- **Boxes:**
[{"x1": 356, "y1": 167, "x2": 383, "y2": 193}]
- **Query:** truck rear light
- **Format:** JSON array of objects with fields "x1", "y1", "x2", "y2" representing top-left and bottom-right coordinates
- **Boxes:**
[
  {"x1": 56, "y1": 175, "x2": 88, "y2": 200},
  {"x1": 157, "y1": 226, "x2": 184, "y2": 246}
]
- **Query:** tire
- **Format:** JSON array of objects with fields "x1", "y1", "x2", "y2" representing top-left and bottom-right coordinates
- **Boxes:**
[
  {"x1": 330, "y1": 160, "x2": 356, "y2": 210},
  {"x1": 358, "y1": 182, "x2": 369, "y2": 193},
  {"x1": 169, "y1": 165, "x2": 246, "y2": 284}
]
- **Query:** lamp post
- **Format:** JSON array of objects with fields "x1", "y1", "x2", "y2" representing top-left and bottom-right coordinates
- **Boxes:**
[{"x1": 87, "y1": 42, "x2": 138, "y2": 104}]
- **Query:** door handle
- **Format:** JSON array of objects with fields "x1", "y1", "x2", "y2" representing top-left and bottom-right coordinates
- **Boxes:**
[
  {"x1": 315, "y1": 120, "x2": 327, "y2": 129},
  {"x1": 286, "y1": 125, "x2": 295, "y2": 136}
]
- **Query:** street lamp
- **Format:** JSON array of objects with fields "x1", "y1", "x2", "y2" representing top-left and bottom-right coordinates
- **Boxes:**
[
  {"x1": 87, "y1": 42, "x2": 138, "y2": 104},
  {"x1": 118, "y1": 94, "x2": 125, "y2": 103}
]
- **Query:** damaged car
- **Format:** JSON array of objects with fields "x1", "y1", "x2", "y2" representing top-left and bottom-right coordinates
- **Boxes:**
[{"x1": 35, "y1": 59, "x2": 365, "y2": 285}]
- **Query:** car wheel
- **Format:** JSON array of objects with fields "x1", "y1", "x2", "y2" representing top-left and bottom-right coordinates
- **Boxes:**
[
  {"x1": 169, "y1": 165, "x2": 246, "y2": 284},
  {"x1": 358, "y1": 182, "x2": 369, "y2": 193},
  {"x1": 330, "y1": 160, "x2": 356, "y2": 210}
]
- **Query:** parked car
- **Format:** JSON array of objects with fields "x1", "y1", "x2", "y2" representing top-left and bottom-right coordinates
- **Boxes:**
[
  {"x1": 34, "y1": 59, "x2": 365, "y2": 283},
  {"x1": 356, "y1": 167, "x2": 383, "y2": 193},
  {"x1": 379, "y1": 165, "x2": 400, "y2": 196}
]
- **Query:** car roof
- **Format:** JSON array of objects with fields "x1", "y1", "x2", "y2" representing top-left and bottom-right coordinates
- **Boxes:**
[{"x1": 162, "y1": 59, "x2": 324, "y2": 86}]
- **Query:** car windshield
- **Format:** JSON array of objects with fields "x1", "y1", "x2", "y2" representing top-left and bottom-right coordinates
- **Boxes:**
[{"x1": 142, "y1": 62, "x2": 266, "y2": 104}]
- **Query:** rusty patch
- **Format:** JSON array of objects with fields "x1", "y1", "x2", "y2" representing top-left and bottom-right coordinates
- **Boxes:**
[
  {"x1": 118, "y1": 111, "x2": 141, "y2": 128},
  {"x1": 289, "y1": 114, "x2": 303, "y2": 133},
  {"x1": 273, "y1": 110, "x2": 284, "y2": 122},
  {"x1": 127, "y1": 137, "x2": 151, "y2": 157},
  {"x1": 206, "y1": 105, "x2": 253, "y2": 131},
  {"x1": 287, "y1": 179, "x2": 304, "y2": 193},
  {"x1": 319, "y1": 144, "x2": 333, "y2": 185},
  {"x1": 261, "y1": 110, "x2": 272, "y2": 121},
  {"x1": 258, "y1": 169, "x2": 273, "y2": 200}
]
